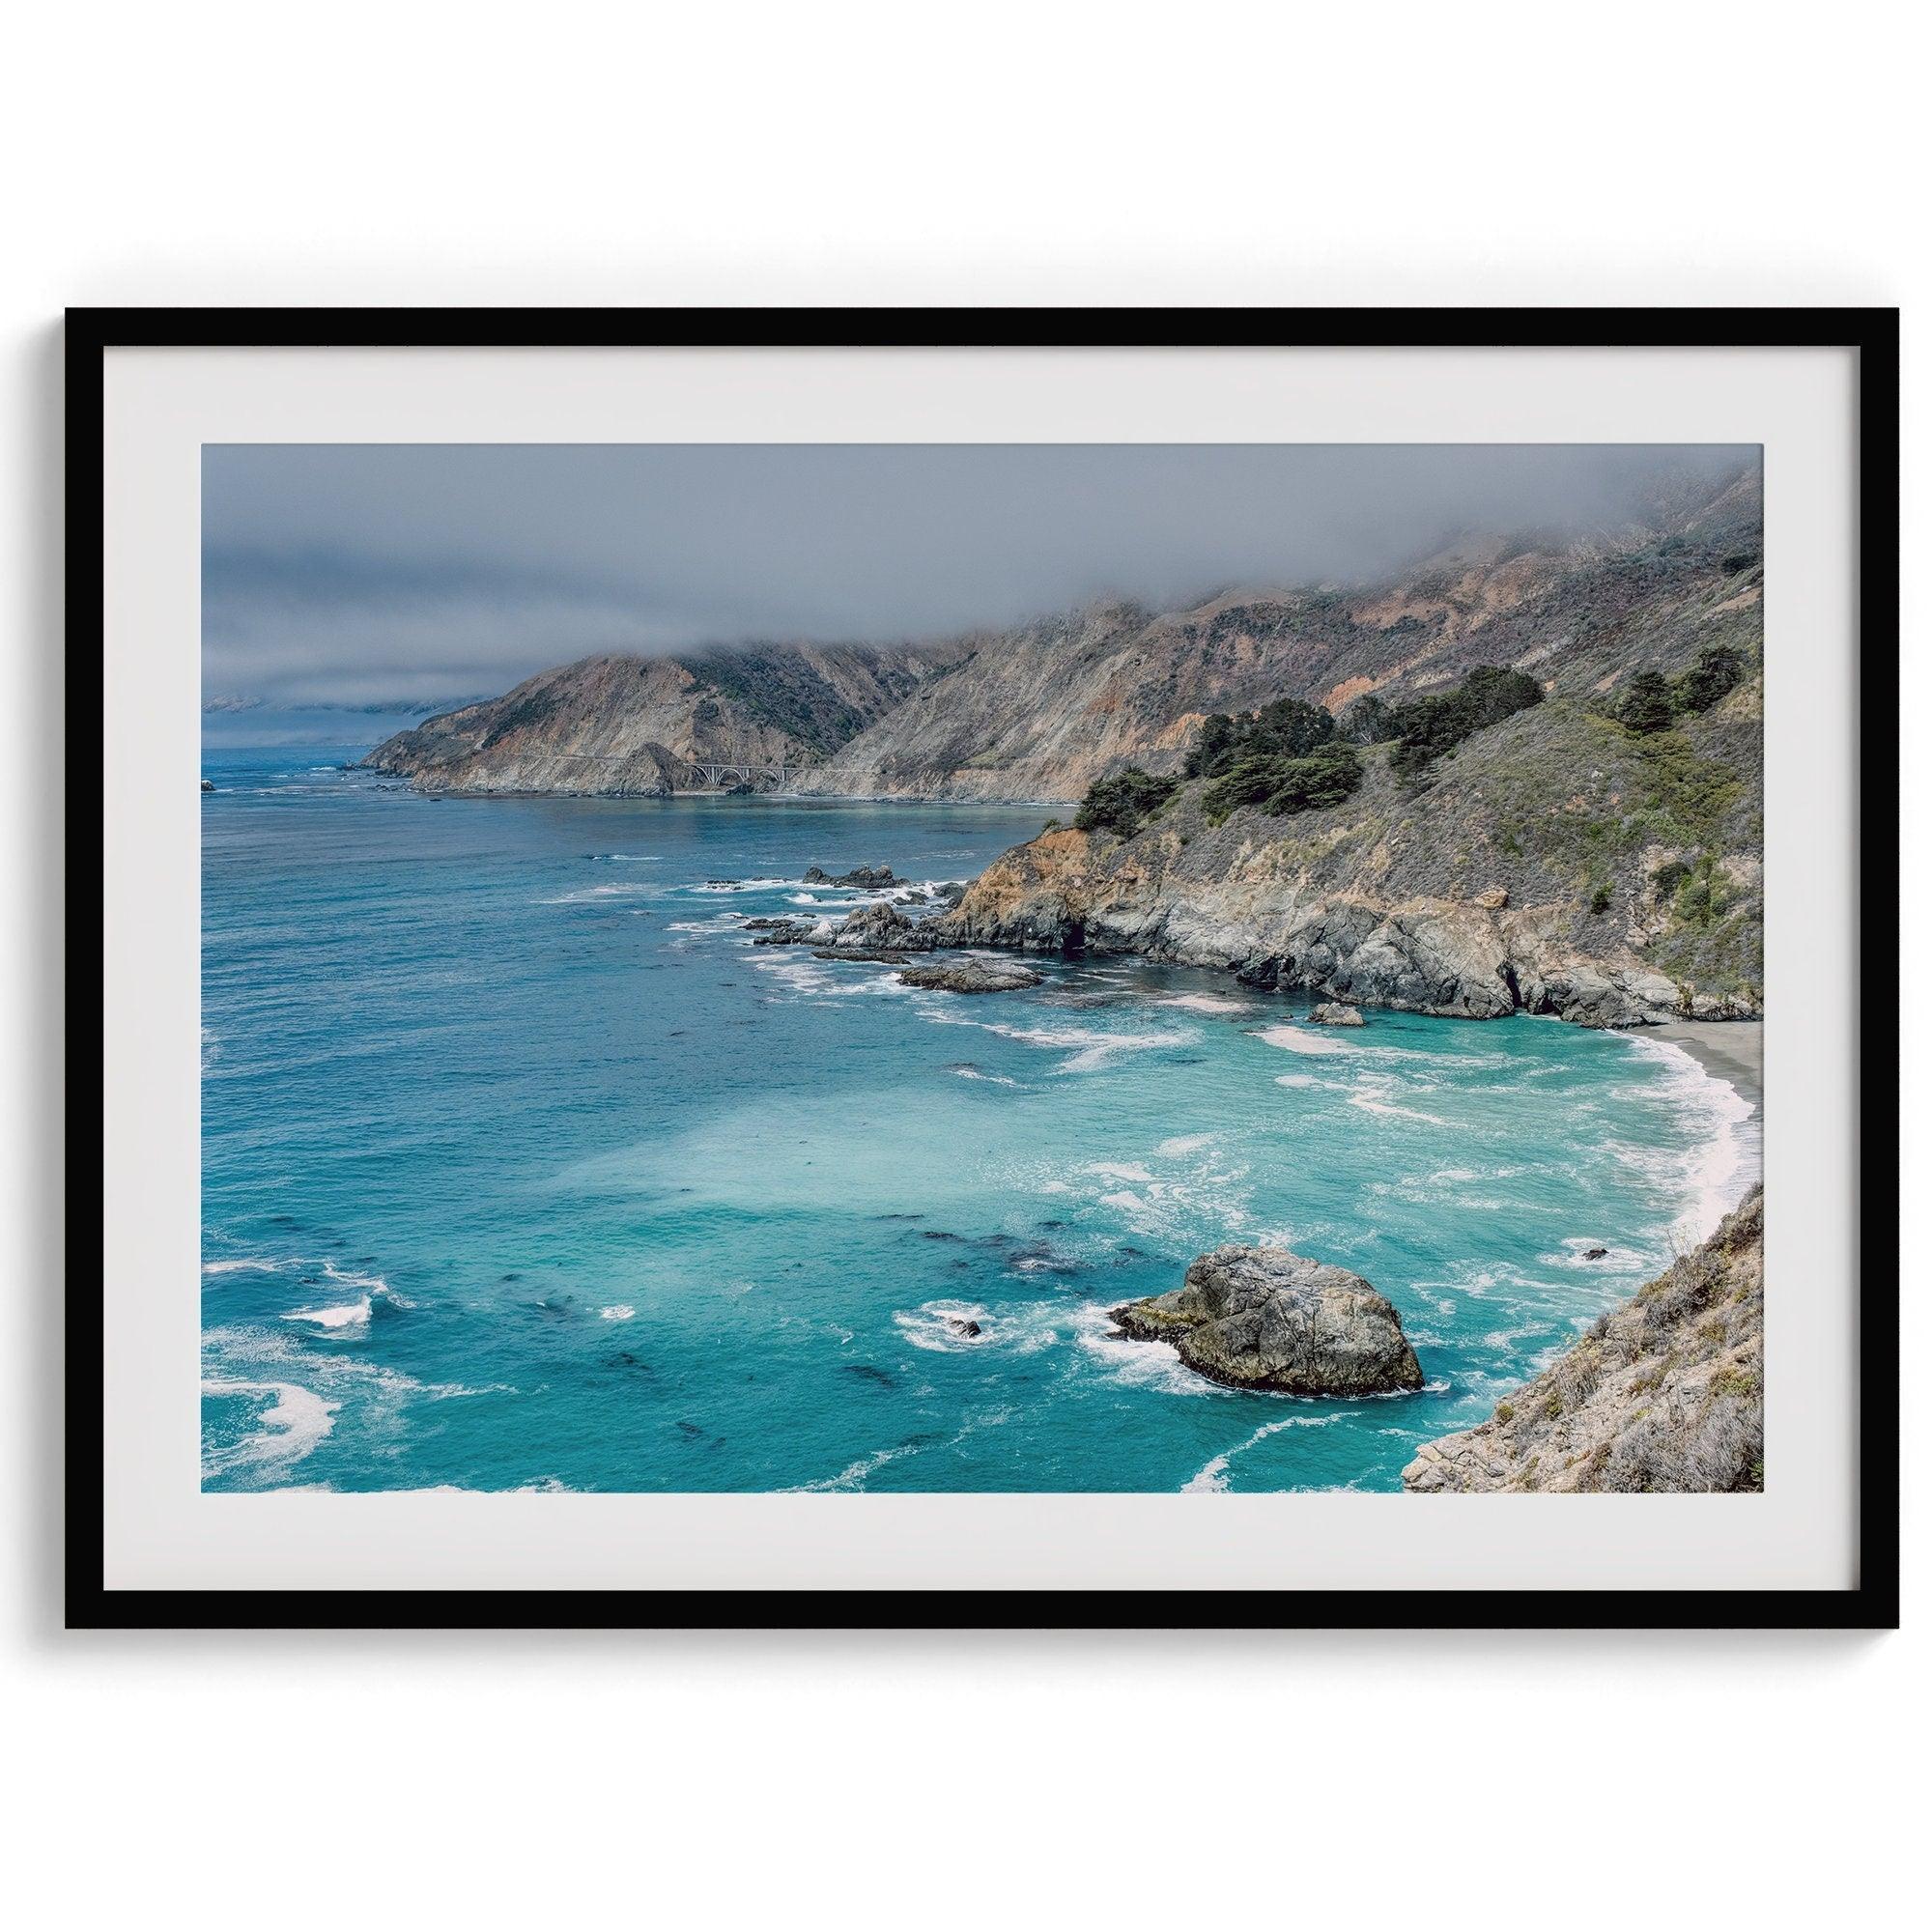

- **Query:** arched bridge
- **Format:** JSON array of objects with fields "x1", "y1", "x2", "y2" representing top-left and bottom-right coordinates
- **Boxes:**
[{"x1": 689, "y1": 758, "x2": 788, "y2": 789}]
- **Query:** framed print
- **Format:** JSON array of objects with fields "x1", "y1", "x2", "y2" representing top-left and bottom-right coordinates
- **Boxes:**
[{"x1": 73, "y1": 307, "x2": 1898, "y2": 1628}]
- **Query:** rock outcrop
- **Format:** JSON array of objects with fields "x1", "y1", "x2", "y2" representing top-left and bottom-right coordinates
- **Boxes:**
[
  {"x1": 1310, "y1": 1003, "x2": 1364, "y2": 1026},
  {"x1": 897, "y1": 958, "x2": 1043, "y2": 994},
  {"x1": 826, "y1": 900, "x2": 938, "y2": 952},
  {"x1": 1111, "y1": 1246, "x2": 1425, "y2": 1397},
  {"x1": 1403, "y1": 1189, "x2": 1764, "y2": 1492},
  {"x1": 804, "y1": 864, "x2": 901, "y2": 888},
  {"x1": 749, "y1": 916, "x2": 834, "y2": 947}
]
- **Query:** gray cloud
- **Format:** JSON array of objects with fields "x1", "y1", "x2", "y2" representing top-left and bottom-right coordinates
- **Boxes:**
[{"x1": 204, "y1": 442, "x2": 1753, "y2": 711}]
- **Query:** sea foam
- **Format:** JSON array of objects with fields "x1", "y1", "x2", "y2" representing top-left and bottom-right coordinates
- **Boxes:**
[
  {"x1": 1254, "y1": 1023, "x2": 1350, "y2": 1057},
  {"x1": 201, "y1": 1377, "x2": 338, "y2": 1476},
  {"x1": 1612, "y1": 1034, "x2": 1760, "y2": 1248},
  {"x1": 1183, "y1": 1412, "x2": 1340, "y2": 1492}
]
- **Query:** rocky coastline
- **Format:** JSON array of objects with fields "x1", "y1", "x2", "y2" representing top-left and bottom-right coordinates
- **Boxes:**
[
  {"x1": 768, "y1": 861, "x2": 1763, "y2": 1464},
  {"x1": 751, "y1": 843, "x2": 1761, "y2": 1034},
  {"x1": 920, "y1": 696, "x2": 1770, "y2": 1028},
  {"x1": 1404, "y1": 1189, "x2": 1765, "y2": 1492}
]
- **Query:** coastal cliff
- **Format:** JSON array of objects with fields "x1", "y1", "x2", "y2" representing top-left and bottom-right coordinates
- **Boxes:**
[
  {"x1": 1404, "y1": 1189, "x2": 1764, "y2": 1492},
  {"x1": 363, "y1": 641, "x2": 958, "y2": 795},
  {"x1": 931, "y1": 660, "x2": 1762, "y2": 1026}
]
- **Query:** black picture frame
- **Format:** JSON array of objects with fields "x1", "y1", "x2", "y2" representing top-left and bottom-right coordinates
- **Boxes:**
[{"x1": 68, "y1": 306, "x2": 1900, "y2": 1631}]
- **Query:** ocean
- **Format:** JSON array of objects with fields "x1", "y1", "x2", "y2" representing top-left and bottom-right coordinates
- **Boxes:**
[{"x1": 200, "y1": 746, "x2": 1761, "y2": 1493}]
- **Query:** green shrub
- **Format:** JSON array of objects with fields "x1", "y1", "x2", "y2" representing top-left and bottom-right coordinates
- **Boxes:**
[
  {"x1": 1673, "y1": 641, "x2": 1749, "y2": 715},
  {"x1": 1186, "y1": 696, "x2": 1336, "y2": 779},
  {"x1": 1387, "y1": 665, "x2": 1544, "y2": 781},
  {"x1": 1073, "y1": 768, "x2": 1179, "y2": 838},
  {"x1": 1204, "y1": 743, "x2": 1362, "y2": 823},
  {"x1": 1589, "y1": 883, "x2": 1612, "y2": 916},
  {"x1": 1339, "y1": 694, "x2": 1399, "y2": 744},
  {"x1": 1264, "y1": 743, "x2": 1362, "y2": 815},
  {"x1": 1618, "y1": 670, "x2": 1675, "y2": 735},
  {"x1": 1650, "y1": 857, "x2": 1692, "y2": 899},
  {"x1": 1670, "y1": 853, "x2": 1735, "y2": 929}
]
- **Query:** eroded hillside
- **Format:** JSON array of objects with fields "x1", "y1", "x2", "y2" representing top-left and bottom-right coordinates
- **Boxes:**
[
  {"x1": 793, "y1": 465, "x2": 1763, "y2": 802},
  {"x1": 364, "y1": 641, "x2": 959, "y2": 795}
]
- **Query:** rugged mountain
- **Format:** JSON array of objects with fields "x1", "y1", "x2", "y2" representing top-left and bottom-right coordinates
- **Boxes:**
[
  {"x1": 366, "y1": 464, "x2": 1759, "y2": 811},
  {"x1": 363, "y1": 641, "x2": 960, "y2": 795},
  {"x1": 1403, "y1": 1189, "x2": 1764, "y2": 1492},
  {"x1": 793, "y1": 464, "x2": 1763, "y2": 803}
]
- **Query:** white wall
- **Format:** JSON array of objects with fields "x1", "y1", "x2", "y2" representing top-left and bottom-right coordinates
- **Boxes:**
[{"x1": 3, "y1": 5, "x2": 1918, "y2": 1926}]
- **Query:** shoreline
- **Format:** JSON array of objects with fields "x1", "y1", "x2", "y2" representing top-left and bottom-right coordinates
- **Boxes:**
[
  {"x1": 340, "y1": 771, "x2": 1772, "y2": 1089},
  {"x1": 1645, "y1": 1018, "x2": 1763, "y2": 1116}
]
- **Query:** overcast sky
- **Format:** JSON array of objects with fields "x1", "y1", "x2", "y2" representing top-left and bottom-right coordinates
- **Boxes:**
[{"x1": 203, "y1": 443, "x2": 1752, "y2": 711}]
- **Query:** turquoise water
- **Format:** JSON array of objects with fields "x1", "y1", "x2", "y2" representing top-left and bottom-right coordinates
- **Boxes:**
[{"x1": 200, "y1": 746, "x2": 1759, "y2": 1493}]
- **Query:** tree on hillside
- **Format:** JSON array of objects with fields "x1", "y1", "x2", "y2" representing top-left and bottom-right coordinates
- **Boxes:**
[
  {"x1": 1618, "y1": 670, "x2": 1675, "y2": 735},
  {"x1": 1204, "y1": 741, "x2": 1362, "y2": 823},
  {"x1": 1075, "y1": 767, "x2": 1179, "y2": 838},
  {"x1": 1386, "y1": 665, "x2": 1544, "y2": 782},
  {"x1": 1339, "y1": 694, "x2": 1399, "y2": 744},
  {"x1": 1185, "y1": 696, "x2": 1335, "y2": 779},
  {"x1": 1674, "y1": 640, "x2": 1749, "y2": 715}
]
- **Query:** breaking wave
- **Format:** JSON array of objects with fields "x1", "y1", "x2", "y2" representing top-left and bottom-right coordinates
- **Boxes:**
[
  {"x1": 1612, "y1": 1035, "x2": 1760, "y2": 1248},
  {"x1": 201, "y1": 1378, "x2": 338, "y2": 1476},
  {"x1": 1184, "y1": 1412, "x2": 1341, "y2": 1492}
]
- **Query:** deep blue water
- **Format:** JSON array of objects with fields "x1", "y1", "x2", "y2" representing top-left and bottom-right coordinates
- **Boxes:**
[{"x1": 200, "y1": 746, "x2": 1759, "y2": 1493}]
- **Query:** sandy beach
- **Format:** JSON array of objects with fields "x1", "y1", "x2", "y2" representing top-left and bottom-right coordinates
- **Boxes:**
[{"x1": 1649, "y1": 1019, "x2": 1763, "y2": 1115}]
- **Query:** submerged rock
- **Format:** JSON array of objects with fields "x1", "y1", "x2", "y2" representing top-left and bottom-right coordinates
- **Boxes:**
[
  {"x1": 897, "y1": 958, "x2": 1044, "y2": 994},
  {"x1": 200, "y1": 778, "x2": 215, "y2": 793},
  {"x1": 1309, "y1": 1002, "x2": 1364, "y2": 1026},
  {"x1": 1111, "y1": 1246, "x2": 1424, "y2": 1397}
]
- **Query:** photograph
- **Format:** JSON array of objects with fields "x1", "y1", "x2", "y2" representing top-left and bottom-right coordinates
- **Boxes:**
[
  {"x1": 15, "y1": 10, "x2": 1919, "y2": 1925},
  {"x1": 198, "y1": 439, "x2": 1768, "y2": 1499}
]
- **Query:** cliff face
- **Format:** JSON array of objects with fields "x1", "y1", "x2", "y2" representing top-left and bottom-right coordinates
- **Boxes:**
[
  {"x1": 1403, "y1": 1189, "x2": 1764, "y2": 1492},
  {"x1": 363, "y1": 642, "x2": 958, "y2": 795},
  {"x1": 793, "y1": 464, "x2": 1763, "y2": 803},
  {"x1": 933, "y1": 664, "x2": 1762, "y2": 1025}
]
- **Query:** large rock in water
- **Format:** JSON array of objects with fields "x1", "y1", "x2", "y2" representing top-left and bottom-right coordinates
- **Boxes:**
[
  {"x1": 897, "y1": 957, "x2": 1043, "y2": 994},
  {"x1": 828, "y1": 900, "x2": 937, "y2": 952},
  {"x1": 805, "y1": 864, "x2": 901, "y2": 888},
  {"x1": 1111, "y1": 1247, "x2": 1424, "y2": 1397}
]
